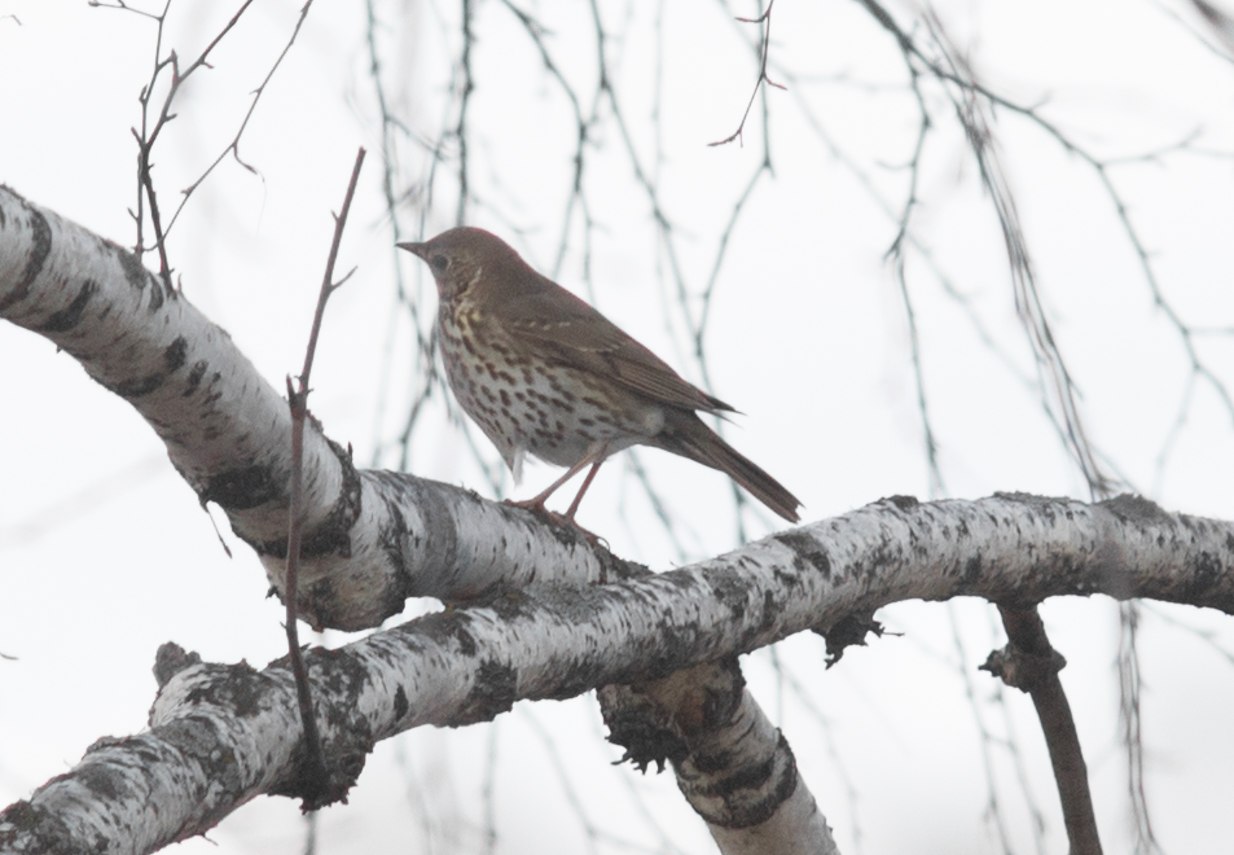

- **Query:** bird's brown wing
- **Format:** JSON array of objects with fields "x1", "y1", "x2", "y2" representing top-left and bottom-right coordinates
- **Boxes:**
[{"x1": 497, "y1": 281, "x2": 734, "y2": 415}]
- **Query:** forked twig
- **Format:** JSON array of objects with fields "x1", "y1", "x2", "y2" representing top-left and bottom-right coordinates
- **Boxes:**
[{"x1": 710, "y1": 1, "x2": 786, "y2": 147}]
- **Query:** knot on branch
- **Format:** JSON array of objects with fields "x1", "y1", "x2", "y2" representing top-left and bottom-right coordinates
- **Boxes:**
[
  {"x1": 153, "y1": 642, "x2": 202, "y2": 689},
  {"x1": 980, "y1": 644, "x2": 1067, "y2": 692},
  {"x1": 599, "y1": 658, "x2": 744, "y2": 773},
  {"x1": 816, "y1": 612, "x2": 890, "y2": 666},
  {"x1": 274, "y1": 728, "x2": 369, "y2": 812},
  {"x1": 268, "y1": 645, "x2": 378, "y2": 810},
  {"x1": 985, "y1": 604, "x2": 1069, "y2": 692}
]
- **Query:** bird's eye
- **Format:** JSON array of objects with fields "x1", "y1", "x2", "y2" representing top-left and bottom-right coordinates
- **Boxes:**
[{"x1": 431, "y1": 254, "x2": 450, "y2": 272}]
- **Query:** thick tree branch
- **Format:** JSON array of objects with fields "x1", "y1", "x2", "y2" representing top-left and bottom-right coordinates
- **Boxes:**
[
  {"x1": 602, "y1": 660, "x2": 838, "y2": 855},
  {"x1": 2, "y1": 492, "x2": 1232, "y2": 852},
  {"x1": 4, "y1": 190, "x2": 1234, "y2": 855},
  {"x1": 0, "y1": 186, "x2": 621, "y2": 629}
]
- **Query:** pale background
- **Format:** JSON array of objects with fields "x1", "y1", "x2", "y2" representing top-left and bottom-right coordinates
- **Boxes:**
[{"x1": 1, "y1": 1, "x2": 1232, "y2": 853}]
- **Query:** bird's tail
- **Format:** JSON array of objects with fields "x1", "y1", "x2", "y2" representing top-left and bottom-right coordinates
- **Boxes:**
[{"x1": 663, "y1": 414, "x2": 802, "y2": 523}]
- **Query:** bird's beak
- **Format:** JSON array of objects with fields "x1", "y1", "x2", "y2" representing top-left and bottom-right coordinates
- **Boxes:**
[{"x1": 396, "y1": 241, "x2": 428, "y2": 259}]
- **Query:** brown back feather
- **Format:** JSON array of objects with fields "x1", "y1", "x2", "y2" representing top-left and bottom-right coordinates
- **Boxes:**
[{"x1": 487, "y1": 262, "x2": 734, "y2": 415}]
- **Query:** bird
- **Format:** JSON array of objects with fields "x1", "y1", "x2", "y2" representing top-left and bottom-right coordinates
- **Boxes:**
[{"x1": 397, "y1": 226, "x2": 801, "y2": 524}]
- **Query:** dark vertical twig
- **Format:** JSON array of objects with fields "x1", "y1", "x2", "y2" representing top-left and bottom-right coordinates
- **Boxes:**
[
  {"x1": 283, "y1": 147, "x2": 366, "y2": 808},
  {"x1": 984, "y1": 607, "x2": 1103, "y2": 855}
]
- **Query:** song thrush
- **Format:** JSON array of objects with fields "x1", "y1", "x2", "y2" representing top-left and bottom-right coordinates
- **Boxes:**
[{"x1": 397, "y1": 227, "x2": 801, "y2": 523}]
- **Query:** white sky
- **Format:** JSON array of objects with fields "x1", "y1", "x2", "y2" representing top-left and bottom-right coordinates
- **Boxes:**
[{"x1": 1, "y1": 1, "x2": 1233, "y2": 853}]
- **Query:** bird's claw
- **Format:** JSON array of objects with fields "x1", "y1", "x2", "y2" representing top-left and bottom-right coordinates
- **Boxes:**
[{"x1": 502, "y1": 498, "x2": 608, "y2": 550}]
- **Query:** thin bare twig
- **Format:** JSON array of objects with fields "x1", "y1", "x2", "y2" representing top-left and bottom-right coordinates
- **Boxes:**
[
  {"x1": 710, "y1": 1, "x2": 786, "y2": 147},
  {"x1": 896, "y1": 264, "x2": 946, "y2": 496},
  {"x1": 1117, "y1": 602, "x2": 1165, "y2": 855},
  {"x1": 947, "y1": 603, "x2": 1019, "y2": 852},
  {"x1": 854, "y1": 7, "x2": 1127, "y2": 850},
  {"x1": 166, "y1": 0, "x2": 317, "y2": 235},
  {"x1": 113, "y1": 0, "x2": 314, "y2": 288},
  {"x1": 124, "y1": 0, "x2": 256, "y2": 285},
  {"x1": 455, "y1": 0, "x2": 475, "y2": 225},
  {"x1": 283, "y1": 147, "x2": 366, "y2": 809}
]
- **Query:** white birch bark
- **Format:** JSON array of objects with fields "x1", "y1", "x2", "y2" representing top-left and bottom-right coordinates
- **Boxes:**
[
  {"x1": 602, "y1": 662, "x2": 840, "y2": 855},
  {"x1": 1, "y1": 491, "x2": 1231, "y2": 853},
  {"x1": 0, "y1": 185, "x2": 613, "y2": 630},
  {"x1": 4, "y1": 188, "x2": 1234, "y2": 854}
]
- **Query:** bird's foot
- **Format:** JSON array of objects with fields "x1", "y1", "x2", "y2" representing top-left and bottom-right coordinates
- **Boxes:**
[
  {"x1": 503, "y1": 496, "x2": 549, "y2": 515},
  {"x1": 502, "y1": 498, "x2": 608, "y2": 549}
]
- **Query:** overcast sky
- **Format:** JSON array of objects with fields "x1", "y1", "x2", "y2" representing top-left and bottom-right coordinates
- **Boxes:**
[{"x1": 2, "y1": 1, "x2": 1233, "y2": 853}]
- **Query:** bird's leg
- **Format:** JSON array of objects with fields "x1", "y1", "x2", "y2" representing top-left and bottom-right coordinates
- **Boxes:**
[
  {"x1": 506, "y1": 452, "x2": 598, "y2": 514},
  {"x1": 506, "y1": 446, "x2": 611, "y2": 545},
  {"x1": 563, "y1": 460, "x2": 605, "y2": 521}
]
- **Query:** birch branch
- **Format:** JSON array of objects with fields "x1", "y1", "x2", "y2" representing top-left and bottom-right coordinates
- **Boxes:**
[
  {"x1": 2, "y1": 493, "x2": 1231, "y2": 853},
  {"x1": 602, "y1": 660, "x2": 839, "y2": 855},
  {"x1": 0, "y1": 185, "x2": 618, "y2": 630}
]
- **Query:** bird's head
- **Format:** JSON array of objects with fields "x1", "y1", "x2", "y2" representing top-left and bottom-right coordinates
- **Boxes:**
[{"x1": 398, "y1": 226, "x2": 520, "y2": 301}]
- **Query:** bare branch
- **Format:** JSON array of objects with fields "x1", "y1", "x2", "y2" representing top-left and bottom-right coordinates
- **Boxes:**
[
  {"x1": 985, "y1": 607, "x2": 1102, "y2": 855},
  {"x1": 710, "y1": 1, "x2": 787, "y2": 148},
  {"x1": 123, "y1": 0, "x2": 316, "y2": 290},
  {"x1": 282, "y1": 147, "x2": 367, "y2": 809},
  {"x1": 3, "y1": 492, "x2": 1232, "y2": 851}
]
